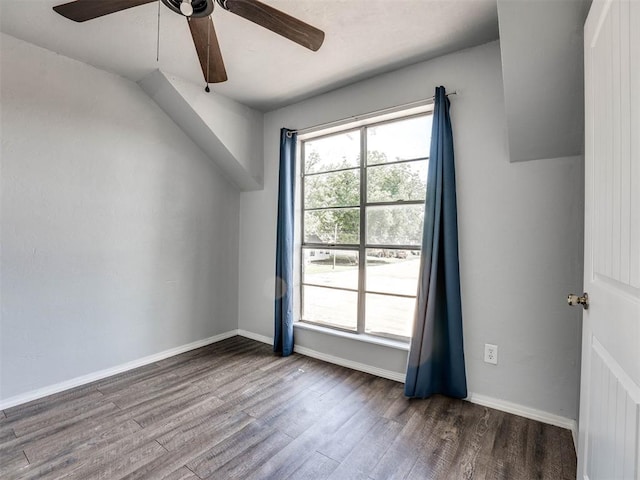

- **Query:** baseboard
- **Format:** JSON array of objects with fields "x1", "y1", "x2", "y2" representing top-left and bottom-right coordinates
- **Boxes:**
[
  {"x1": 237, "y1": 329, "x2": 272, "y2": 345},
  {"x1": 0, "y1": 330, "x2": 238, "y2": 410},
  {"x1": 236, "y1": 329, "x2": 406, "y2": 383},
  {"x1": 467, "y1": 392, "x2": 578, "y2": 438},
  {"x1": 292, "y1": 344, "x2": 407, "y2": 383}
]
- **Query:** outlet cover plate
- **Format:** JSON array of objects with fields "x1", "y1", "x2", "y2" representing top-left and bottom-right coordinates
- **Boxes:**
[{"x1": 484, "y1": 344, "x2": 498, "y2": 365}]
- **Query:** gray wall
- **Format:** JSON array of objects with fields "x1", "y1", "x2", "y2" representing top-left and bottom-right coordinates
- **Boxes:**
[
  {"x1": 0, "y1": 34, "x2": 239, "y2": 401},
  {"x1": 0, "y1": 33, "x2": 585, "y2": 422},
  {"x1": 498, "y1": 0, "x2": 588, "y2": 162},
  {"x1": 238, "y1": 41, "x2": 584, "y2": 420}
]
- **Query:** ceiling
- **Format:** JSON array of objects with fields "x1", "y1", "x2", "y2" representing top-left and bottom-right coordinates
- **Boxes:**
[{"x1": 0, "y1": 0, "x2": 499, "y2": 111}]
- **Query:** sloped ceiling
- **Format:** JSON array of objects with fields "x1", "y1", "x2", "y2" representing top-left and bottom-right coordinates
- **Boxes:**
[{"x1": 139, "y1": 70, "x2": 264, "y2": 190}]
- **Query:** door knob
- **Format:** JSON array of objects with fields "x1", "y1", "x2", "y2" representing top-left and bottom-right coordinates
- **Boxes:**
[{"x1": 567, "y1": 292, "x2": 589, "y2": 310}]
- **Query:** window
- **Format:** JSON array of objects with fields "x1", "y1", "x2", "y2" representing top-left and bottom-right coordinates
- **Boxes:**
[{"x1": 300, "y1": 112, "x2": 432, "y2": 341}]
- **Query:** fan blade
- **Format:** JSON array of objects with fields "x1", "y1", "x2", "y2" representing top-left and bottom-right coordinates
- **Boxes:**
[
  {"x1": 53, "y1": 0, "x2": 156, "y2": 22},
  {"x1": 223, "y1": 0, "x2": 324, "y2": 51},
  {"x1": 188, "y1": 16, "x2": 228, "y2": 83}
]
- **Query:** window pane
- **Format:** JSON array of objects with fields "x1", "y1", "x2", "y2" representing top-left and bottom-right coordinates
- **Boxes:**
[
  {"x1": 365, "y1": 294, "x2": 415, "y2": 338},
  {"x1": 304, "y1": 208, "x2": 359, "y2": 244},
  {"x1": 305, "y1": 169, "x2": 359, "y2": 209},
  {"x1": 366, "y1": 205, "x2": 424, "y2": 246},
  {"x1": 303, "y1": 249, "x2": 359, "y2": 290},
  {"x1": 367, "y1": 115, "x2": 432, "y2": 165},
  {"x1": 366, "y1": 249, "x2": 420, "y2": 296},
  {"x1": 302, "y1": 286, "x2": 357, "y2": 331},
  {"x1": 367, "y1": 161, "x2": 427, "y2": 203},
  {"x1": 305, "y1": 130, "x2": 360, "y2": 174}
]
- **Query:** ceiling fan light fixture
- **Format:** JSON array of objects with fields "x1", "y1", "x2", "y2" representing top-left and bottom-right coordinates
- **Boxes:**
[
  {"x1": 180, "y1": 0, "x2": 193, "y2": 16},
  {"x1": 159, "y1": 0, "x2": 213, "y2": 18}
]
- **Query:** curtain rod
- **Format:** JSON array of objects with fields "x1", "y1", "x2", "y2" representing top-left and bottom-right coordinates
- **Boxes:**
[{"x1": 286, "y1": 91, "x2": 457, "y2": 138}]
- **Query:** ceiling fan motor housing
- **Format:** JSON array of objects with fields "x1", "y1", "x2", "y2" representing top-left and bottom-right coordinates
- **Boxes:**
[{"x1": 161, "y1": 0, "x2": 214, "y2": 17}]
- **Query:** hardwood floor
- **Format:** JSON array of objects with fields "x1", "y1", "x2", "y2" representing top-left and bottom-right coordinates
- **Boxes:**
[{"x1": 0, "y1": 336, "x2": 576, "y2": 479}]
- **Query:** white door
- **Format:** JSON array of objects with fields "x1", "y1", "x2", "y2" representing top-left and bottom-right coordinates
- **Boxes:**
[{"x1": 578, "y1": 0, "x2": 640, "y2": 479}]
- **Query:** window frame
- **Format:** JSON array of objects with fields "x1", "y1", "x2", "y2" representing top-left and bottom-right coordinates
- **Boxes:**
[{"x1": 298, "y1": 110, "x2": 432, "y2": 342}]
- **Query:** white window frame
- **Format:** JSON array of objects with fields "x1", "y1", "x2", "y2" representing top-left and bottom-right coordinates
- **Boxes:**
[{"x1": 296, "y1": 104, "x2": 434, "y2": 342}]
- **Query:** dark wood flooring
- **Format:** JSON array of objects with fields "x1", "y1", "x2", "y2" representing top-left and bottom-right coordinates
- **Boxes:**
[{"x1": 0, "y1": 336, "x2": 576, "y2": 479}]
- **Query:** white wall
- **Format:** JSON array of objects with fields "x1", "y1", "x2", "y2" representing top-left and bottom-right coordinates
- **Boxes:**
[
  {"x1": 0, "y1": 34, "x2": 240, "y2": 401},
  {"x1": 238, "y1": 41, "x2": 584, "y2": 420}
]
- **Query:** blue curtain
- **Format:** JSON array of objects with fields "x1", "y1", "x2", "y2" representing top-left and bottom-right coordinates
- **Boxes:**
[
  {"x1": 404, "y1": 86, "x2": 467, "y2": 399},
  {"x1": 274, "y1": 128, "x2": 297, "y2": 357}
]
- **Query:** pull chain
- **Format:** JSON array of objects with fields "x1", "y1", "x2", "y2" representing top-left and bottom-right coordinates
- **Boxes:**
[
  {"x1": 205, "y1": 16, "x2": 211, "y2": 92},
  {"x1": 156, "y1": 0, "x2": 161, "y2": 62}
]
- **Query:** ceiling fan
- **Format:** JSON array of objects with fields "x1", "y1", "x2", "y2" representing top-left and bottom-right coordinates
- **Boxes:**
[{"x1": 52, "y1": 0, "x2": 325, "y2": 89}]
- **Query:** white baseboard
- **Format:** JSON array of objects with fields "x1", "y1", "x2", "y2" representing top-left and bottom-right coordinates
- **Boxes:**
[
  {"x1": 0, "y1": 330, "x2": 238, "y2": 410},
  {"x1": 236, "y1": 329, "x2": 406, "y2": 383},
  {"x1": 293, "y1": 345, "x2": 407, "y2": 383},
  {"x1": 237, "y1": 329, "x2": 272, "y2": 345},
  {"x1": 466, "y1": 392, "x2": 578, "y2": 440}
]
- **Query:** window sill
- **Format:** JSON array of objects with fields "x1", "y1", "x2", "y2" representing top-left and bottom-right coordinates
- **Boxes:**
[{"x1": 293, "y1": 321, "x2": 411, "y2": 352}]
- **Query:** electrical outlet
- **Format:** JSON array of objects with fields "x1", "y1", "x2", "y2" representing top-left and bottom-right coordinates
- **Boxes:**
[{"x1": 484, "y1": 344, "x2": 498, "y2": 365}]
